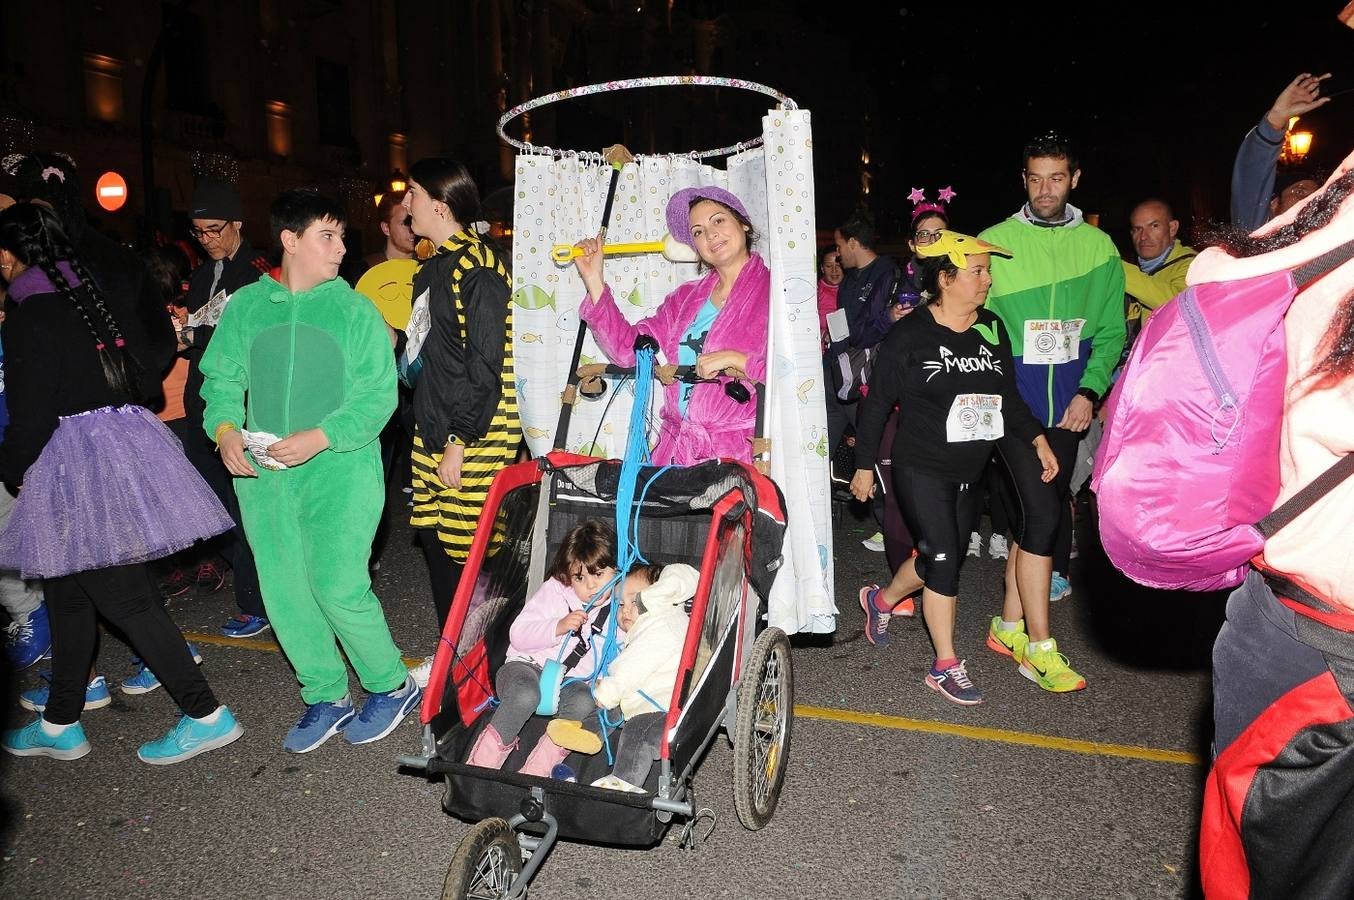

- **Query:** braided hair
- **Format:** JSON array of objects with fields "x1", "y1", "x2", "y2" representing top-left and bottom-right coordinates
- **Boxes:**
[{"x1": 0, "y1": 202, "x2": 138, "y2": 398}]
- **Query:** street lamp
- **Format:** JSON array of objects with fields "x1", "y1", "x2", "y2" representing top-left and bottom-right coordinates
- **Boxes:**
[
  {"x1": 373, "y1": 169, "x2": 409, "y2": 207},
  {"x1": 1281, "y1": 116, "x2": 1314, "y2": 165}
]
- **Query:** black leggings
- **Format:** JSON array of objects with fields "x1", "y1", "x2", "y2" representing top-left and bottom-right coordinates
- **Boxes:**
[
  {"x1": 45, "y1": 564, "x2": 218, "y2": 725},
  {"x1": 995, "y1": 428, "x2": 1082, "y2": 567},
  {"x1": 894, "y1": 465, "x2": 980, "y2": 597},
  {"x1": 419, "y1": 529, "x2": 464, "y2": 630}
]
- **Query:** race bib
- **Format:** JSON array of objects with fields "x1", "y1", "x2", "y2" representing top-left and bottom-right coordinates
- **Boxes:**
[
  {"x1": 1024, "y1": 318, "x2": 1085, "y2": 365},
  {"x1": 946, "y1": 393, "x2": 1004, "y2": 443},
  {"x1": 187, "y1": 289, "x2": 232, "y2": 328}
]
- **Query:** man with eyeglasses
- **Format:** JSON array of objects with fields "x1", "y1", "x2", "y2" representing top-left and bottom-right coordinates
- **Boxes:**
[{"x1": 180, "y1": 180, "x2": 273, "y2": 639}]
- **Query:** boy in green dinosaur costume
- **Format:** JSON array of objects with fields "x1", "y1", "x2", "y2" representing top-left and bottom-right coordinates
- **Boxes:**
[{"x1": 200, "y1": 189, "x2": 420, "y2": 752}]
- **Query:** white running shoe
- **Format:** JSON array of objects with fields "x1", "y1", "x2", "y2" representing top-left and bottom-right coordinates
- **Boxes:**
[
  {"x1": 988, "y1": 533, "x2": 1010, "y2": 560},
  {"x1": 861, "y1": 531, "x2": 885, "y2": 552},
  {"x1": 966, "y1": 532, "x2": 982, "y2": 558},
  {"x1": 408, "y1": 656, "x2": 434, "y2": 690}
]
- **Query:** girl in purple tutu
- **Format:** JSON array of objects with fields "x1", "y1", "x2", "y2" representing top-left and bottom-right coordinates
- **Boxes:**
[{"x1": 0, "y1": 202, "x2": 242, "y2": 764}]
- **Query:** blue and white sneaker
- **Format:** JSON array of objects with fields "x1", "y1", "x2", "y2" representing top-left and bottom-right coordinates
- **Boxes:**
[
  {"x1": 121, "y1": 643, "x2": 204, "y2": 695},
  {"x1": 283, "y1": 696, "x2": 356, "y2": 753},
  {"x1": 925, "y1": 660, "x2": 983, "y2": 706},
  {"x1": 5, "y1": 603, "x2": 51, "y2": 670},
  {"x1": 137, "y1": 707, "x2": 243, "y2": 765},
  {"x1": 343, "y1": 677, "x2": 422, "y2": 745},
  {"x1": 19, "y1": 673, "x2": 111, "y2": 712},
  {"x1": 1050, "y1": 572, "x2": 1072, "y2": 603},
  {"x1": 2, "y1": 717, "x2": 91, "y2": 761},
  {"x1": 220, "y1": 614, "x2": 271, "y2": 638}
]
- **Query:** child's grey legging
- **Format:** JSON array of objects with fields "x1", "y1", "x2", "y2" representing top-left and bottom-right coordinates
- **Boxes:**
[
  {"x1": 490, "y1": 659, "x2": 596, "y2": 740},
  {"x1": 584, "y1": 710, "x2": 666, "y2": 787}
]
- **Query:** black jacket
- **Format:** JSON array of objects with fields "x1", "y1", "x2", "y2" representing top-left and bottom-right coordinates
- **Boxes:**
[
  {"x1": 410, "y1": 239, "x2": 511, "y2": 447},
  {"x1": 78, "y1": 228, "x2": 176, "y2": 405},
  {"x1": 0, "y1": 262, "x2": 173, "y2": 486},
  {"x1": 181, "y1": 246, "x2": 271, "y2": 424}
]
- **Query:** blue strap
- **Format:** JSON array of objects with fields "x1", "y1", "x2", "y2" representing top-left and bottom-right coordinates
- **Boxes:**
[{"x1": 635, "y1": 689, "x2": 666, "y2": 713}]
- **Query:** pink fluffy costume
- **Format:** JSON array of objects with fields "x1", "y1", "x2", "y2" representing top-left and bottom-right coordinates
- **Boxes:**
[{"x1": 578, "y1": 254, "x2": 770, "y2": 465}]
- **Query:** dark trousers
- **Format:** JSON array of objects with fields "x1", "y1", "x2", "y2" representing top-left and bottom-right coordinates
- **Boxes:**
[
  {"x1": 371, "y1": 390, "x2": 414, "y2": 567},
  {"x1": 45, "y1": 564, "x2": 217, "y2": 724},
  {"x1": 419, "y1": 529, "x2": 464, "y2": 630},
  {"x1": 995, "y1": 426, "x2": 1081, "y2": 569},
  {"x1": 980, "y1": 457, "x2": 1015, "y2": 536},
  {"x1": 177, "y1": 418, "x2": 265, "y2": 617},
  {"x1": 874, "y1": 409, "x2": 914, "y2": 571},
  {"x1": 823, "y1": 356, "x2": 857, "y2": 464}
]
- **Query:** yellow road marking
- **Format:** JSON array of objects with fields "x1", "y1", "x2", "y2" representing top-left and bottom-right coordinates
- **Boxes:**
[
  {"x1": 184, "y1": 631, "x2": 426, "y2": 668},
  {"x1": 186, "y1": 632, "x2": 1200, "y2": 765},
  {"x1": 795, "y1": 704, "x2": 1201, "y2": 766}
]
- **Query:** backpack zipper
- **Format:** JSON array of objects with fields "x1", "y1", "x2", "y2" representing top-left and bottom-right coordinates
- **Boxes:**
[{"x1": 1177, "y1": 289, "x2": 1239, "y2": 452}]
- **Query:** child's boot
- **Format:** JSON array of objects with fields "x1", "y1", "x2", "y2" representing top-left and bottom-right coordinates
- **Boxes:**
[
  {"x1": 465, "y1": 724, "x2": 516, "y2": 769},
  {"x1": 518, "y1": 733, "x2": 570, "y2": 777},
  {"x1": 546, "y1": 718, "x2": 603, "y2": 755}
]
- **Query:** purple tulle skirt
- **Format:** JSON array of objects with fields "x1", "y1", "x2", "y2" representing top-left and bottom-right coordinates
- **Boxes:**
[{"x1": 0, "y1": 405, "x2": 234, "y2": 579}]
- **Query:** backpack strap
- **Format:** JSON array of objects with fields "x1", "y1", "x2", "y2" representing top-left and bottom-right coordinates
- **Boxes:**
[
  {"x1": 1294, "y1": 236, "x2": 1354, "y2": 287},
  {"x1": 560, "y1": 601, "x2": 612, "y2": 673},
  {"x1": 1256, "y1": 453, "x2": 1354, "y2": 539}
]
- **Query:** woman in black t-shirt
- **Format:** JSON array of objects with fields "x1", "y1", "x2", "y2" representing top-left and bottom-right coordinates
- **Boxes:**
[{"x1": 850, "y1": 231, "x2": 1056, "y2": 706}]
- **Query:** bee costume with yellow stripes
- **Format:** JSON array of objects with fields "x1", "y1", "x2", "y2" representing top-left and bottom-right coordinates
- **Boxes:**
[{"x1": 409, "y1": 230, "x2": 521, "y2": 563}]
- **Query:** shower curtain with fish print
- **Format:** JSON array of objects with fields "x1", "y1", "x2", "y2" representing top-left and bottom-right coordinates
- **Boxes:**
[{"x1": 509, "y1": 109, "x2": 835, "y2": 634}]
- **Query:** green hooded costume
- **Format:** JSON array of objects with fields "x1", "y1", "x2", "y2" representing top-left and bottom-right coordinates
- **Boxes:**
[{"x1": 199, "y1": 275, "x2": 406, "y2": 704}]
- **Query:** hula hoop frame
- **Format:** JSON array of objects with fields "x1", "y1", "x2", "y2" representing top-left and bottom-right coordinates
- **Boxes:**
[{"x1": 497, "y1": 75, "x2": 798, "y2": 160}]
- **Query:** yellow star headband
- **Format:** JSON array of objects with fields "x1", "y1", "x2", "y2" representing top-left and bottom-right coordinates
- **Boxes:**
[{"x1": 915, "y1": 230, "x2": 1013, "y2": 268}]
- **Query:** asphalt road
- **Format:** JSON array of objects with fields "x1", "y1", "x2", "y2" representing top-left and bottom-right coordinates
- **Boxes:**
[{"x1": 0, "y1": 497, "x2": 1222, "y2": 899}]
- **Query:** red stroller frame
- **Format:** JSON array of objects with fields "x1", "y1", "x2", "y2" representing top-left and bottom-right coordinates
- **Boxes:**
[{"x1": 399, "y1": 453, "x2": 795, "y2": 899}]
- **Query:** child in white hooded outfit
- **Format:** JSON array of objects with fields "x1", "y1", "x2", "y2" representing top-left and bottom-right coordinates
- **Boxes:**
[{"x1": 549, "y1": 562, "x2": 700, "y2": 792}]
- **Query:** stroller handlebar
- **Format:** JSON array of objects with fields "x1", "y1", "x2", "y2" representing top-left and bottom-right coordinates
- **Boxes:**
[{"x1": 576, "y1": 361, "x2": 760, "y2": 388}]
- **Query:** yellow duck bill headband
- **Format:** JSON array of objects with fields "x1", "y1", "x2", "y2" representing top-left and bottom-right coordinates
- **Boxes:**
[{"x1": 915, "y1": 230, "x2": 1013, "y2": 268}]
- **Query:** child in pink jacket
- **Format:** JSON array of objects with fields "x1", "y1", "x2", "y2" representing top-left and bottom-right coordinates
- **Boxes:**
[{"x1": 465, "y1": 520, "x2": 648, "y2": 776}]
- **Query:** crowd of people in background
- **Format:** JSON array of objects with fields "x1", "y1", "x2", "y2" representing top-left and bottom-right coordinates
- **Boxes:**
[{"x1": 0, "y1": 65, "x2": 1351, "y2": 896}]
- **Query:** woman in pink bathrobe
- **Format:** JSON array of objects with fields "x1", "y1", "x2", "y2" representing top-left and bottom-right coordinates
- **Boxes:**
[{"x1": 572, "y1": 186, "x2": 768, "y2": 465}]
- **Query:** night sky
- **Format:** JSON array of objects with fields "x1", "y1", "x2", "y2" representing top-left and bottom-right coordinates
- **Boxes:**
[{"x1": 633, "y1": 2, "x2": 1354, "y2": 253}]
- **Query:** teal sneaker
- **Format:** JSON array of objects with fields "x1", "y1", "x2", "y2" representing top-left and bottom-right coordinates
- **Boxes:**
[
  {"x1": 19, "y1": 673, "x2": 111, "y2": 712},
  {"x1": 137, "y1": 707, "x2": 243, "y2": 765},
  {"x1": 1050, "y1": 572, "x2": 1072, "y2": 603},
  {"x1": 122, "y1": 643, "x2": 204, "y2": 695},
  {"x1": 2, "y1": 717, "x2": 92, "y2": 761}
]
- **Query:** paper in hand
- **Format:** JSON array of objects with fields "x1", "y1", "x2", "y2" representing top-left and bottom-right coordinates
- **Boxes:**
[
  {"x1": 241, "y1": 430, "x2": 288, "y2": 471},
  {"x1": 826, "y1": 308, "x2": 850, "y2": 344}
]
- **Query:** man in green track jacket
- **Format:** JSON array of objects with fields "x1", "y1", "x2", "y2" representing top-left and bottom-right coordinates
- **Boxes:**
[{"x1": 978, "y1": 133, "x2": 1125, "y2": 693}]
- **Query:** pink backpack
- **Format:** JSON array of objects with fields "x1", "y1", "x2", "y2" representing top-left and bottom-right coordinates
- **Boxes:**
[{"x1": 1093, "y1": 242, "x2": 1354, "y2": 591}]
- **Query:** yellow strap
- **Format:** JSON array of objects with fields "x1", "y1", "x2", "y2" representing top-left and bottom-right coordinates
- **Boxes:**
[{"x1": 213, "y1": 422, "x2": 238, "y2": 447}]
